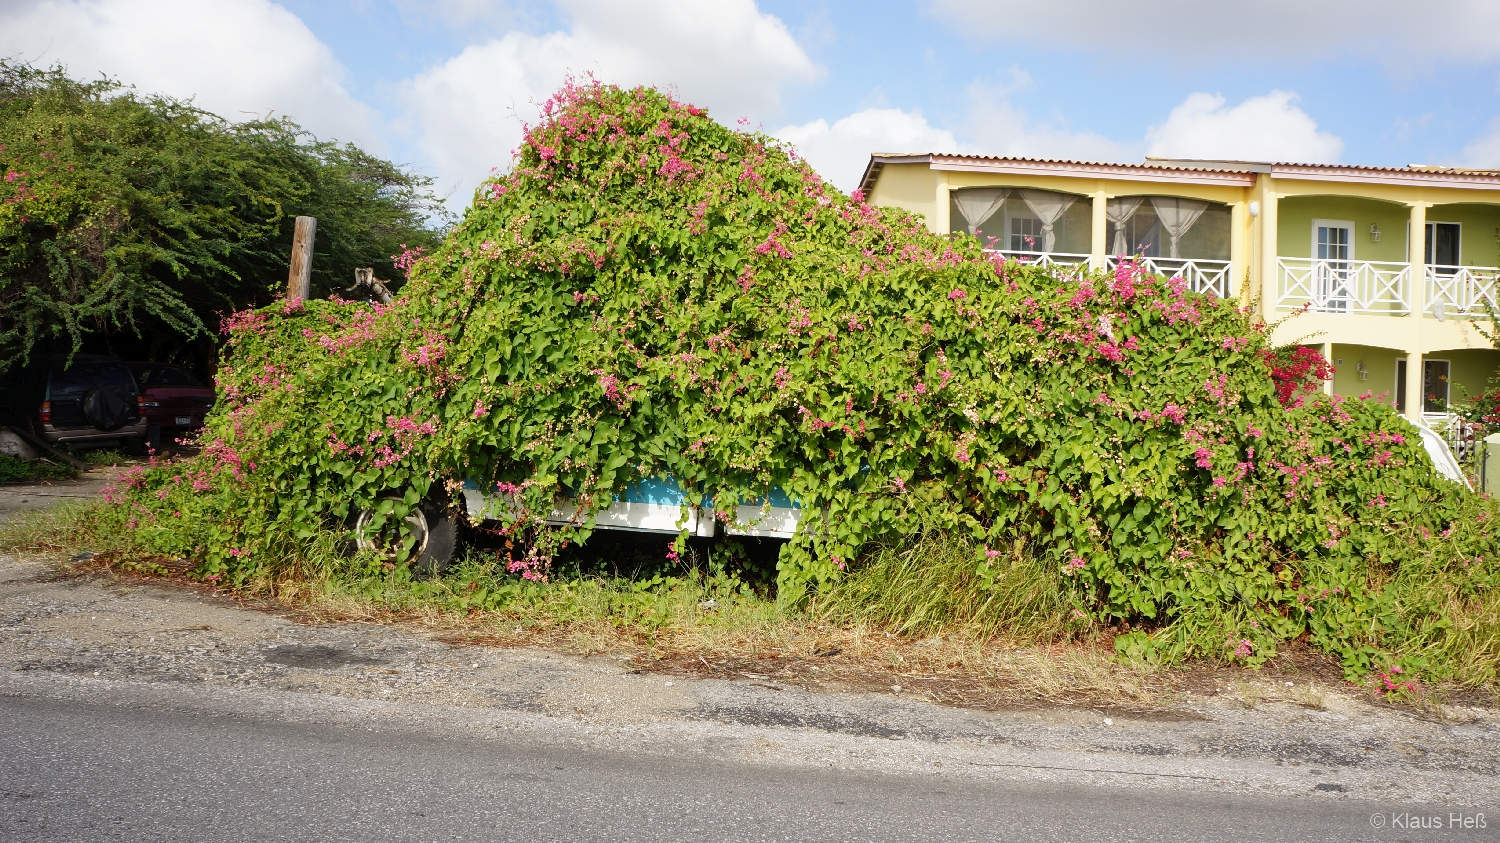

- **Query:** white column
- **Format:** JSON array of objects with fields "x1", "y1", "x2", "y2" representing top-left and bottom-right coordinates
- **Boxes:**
[
  {"x1": 933, "y1": 172, "x2": 951, "y2": 236},
  {"x1": 1259, "y1": 185, "x2": 1279, "y2": 324},
  {"x1": 1322, "y1": 342, "x2": 1335, "y2": 395},
  {"x1": 1090, "y1": 189, "x2": 1108, "y2": 272},
  {"x1": 1229, "y1": 200, "x2": 1249, "y2": 303},
  {"x1": 1408, "y1": 202, "x2": 1427, "y2": 318},
  {"x1": 1405, "y1": 202, "x2": 1427, "y2": 421},
  {"x1": 1404, "y1": 350, "x2": 1424, "y2": 420}
]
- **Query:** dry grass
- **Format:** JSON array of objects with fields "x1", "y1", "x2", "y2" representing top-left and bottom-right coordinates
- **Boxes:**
[
  {"x1": 1289, "y1": 681, "x2": 1327, "y2": 710},
  {"x1": 5, "y1": 500, "x2": 1494, "y2": 714}
]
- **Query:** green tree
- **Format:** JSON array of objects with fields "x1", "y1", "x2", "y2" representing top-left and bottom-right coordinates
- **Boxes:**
[{"x1": 0, "y1": 61, "x2": 447, "y2": 371}]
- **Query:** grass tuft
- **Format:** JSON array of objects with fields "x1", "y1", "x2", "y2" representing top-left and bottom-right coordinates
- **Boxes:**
[{"x1": 813, "y1": 531, "x2": 1076, "y2": 643}]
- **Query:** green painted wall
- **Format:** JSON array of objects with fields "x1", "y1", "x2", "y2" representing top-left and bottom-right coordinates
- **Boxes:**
[
  {"x1": 1328, "y1": 344, "x2": 1401, "y2": 405},
  {"x1": 1277, "y1": 198, "x2": 1500, "y2": 266},
  {"x1": 1326, "y1": 344, "x2": 1499, "y2": 409},
  {"x1": 1278, "y1": 197, "x2": 1409, "y2": 263},
  {"x1": 1434, "y1": 348, "x2": 1500, "y2": 404},
  {"x1": 1426, "y1": 203, "x2": 1500, "y2": 267}
]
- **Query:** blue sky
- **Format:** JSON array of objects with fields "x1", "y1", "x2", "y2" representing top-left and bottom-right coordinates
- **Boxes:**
[{"x1": 8, "y1": 0, "x2": 1500, "y2": 205}]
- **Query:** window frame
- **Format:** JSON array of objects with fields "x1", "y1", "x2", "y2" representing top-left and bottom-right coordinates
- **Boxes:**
[
  {"x1": 1311, "y1": 219, "x2": 1357, "y2": 263},
  {"x1": 1425, "y1": 221, "x2": 1462, "y2": 269}
]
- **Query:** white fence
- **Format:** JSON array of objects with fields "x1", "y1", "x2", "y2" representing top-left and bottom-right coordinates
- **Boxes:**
[
  {"x1": 1106, "y1": 256, "x2": 1230, "y2": 297},
  {"x1": 1277, "y1": 258, "x2": 1411, "y2": 314},
  {"x1": 989, "y1": 250, "x2": 1094, "y2": 268},
  {"x1": 1433, "y1": 414, "x2": 1485, "y2": 465},
  {"x1": 1426, "y1": 265, "x2": 1500, "y2": 318},
  {"x1": 985, "y1": 251, "x2": 1232, "y2": 298}
]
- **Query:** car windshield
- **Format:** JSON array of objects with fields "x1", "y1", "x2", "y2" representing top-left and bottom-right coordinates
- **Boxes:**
[
  {"x1": 131, "y1": 365, "x2": 204, "y2": 387},
  {"x1": 49, "y1": 361, "x2": 135, "y2": 397}
]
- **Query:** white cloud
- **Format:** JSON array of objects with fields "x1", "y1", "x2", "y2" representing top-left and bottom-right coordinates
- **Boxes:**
[
  {"x1": 1145, "y1": 91, "x2": 1344, "y2": 163},
  {"x1": 774, "y1": 77, "x2": 1129, "y2": 193},
  {"x1": 927, "y1": 0, "x2": 1500, "y2": 64},
  {"x1": 959, "y1": 78, "x2": 1130, "y2": 163},
  {"x1": 779, "y1": 87, "x2": 1342, "y2": 193},
  {"x1": 0, "y1": 0, "x2": 379, "y2": 148},
  {"x1": 401, "y1": 0, "x2": 820, "y2": 205},
  {"x1": 775, "y1": 109, "x2": 960, "y2": 192},
  {"x1": 1460, "y1": 118, "x2": 1500, "y2": 167}
]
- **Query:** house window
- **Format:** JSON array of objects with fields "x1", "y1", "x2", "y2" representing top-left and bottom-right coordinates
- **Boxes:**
[
  {"x1": 1396, "y1": 358, "x2": 1451, "y2": 414},
  {"x1": 1121, "y1": 209, "x2": 1162, "y2": 257},
  {"x1": 1315, "y1": 220, "x2": 1353, "y2": 262},
  {"x1": 1312, "y1": 219, "x2": 1355, "y2": 313},
  {"x1": 1010, "y1": 216, "x2": 1045, "y2": 252},
  {"x1": 1425, "y1": 222, "x2": 1460, "y2": 269}
]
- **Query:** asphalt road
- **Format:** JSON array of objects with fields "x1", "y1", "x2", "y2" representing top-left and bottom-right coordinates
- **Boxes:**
[{"x1": 0, "y1": 693, "x2": 1488, "y2": 843}]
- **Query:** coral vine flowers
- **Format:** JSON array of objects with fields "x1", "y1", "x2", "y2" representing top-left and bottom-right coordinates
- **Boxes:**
[{"x1": 121, "y1": 78, "x2": 1494, "y2": 693}]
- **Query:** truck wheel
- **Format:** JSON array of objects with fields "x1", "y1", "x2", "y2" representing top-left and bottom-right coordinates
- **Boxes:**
[
  {"x1": 351, "y1": 492, "x2": 457, "y2": 577},
  {"x1": 82, "y1": 384, "x2": 133, "y2": 431}
]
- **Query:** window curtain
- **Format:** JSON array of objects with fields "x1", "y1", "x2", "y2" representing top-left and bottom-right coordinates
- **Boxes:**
[
  {"x1": 951, "y1": 188, "x2": 1007, "y2": 236},
  {"x1": 1105, "y1": 197, "x2": 1144, "y2": 256},
  {"x1": 1018, "y1": 190, "x2": 1077, "y2": 252},
  {"x1": 1149, "y1": 197, "x2": 1208, "y2": 259}
]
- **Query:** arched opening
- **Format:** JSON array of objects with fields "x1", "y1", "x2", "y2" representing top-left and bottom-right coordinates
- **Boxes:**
[
  {"x1": 1104, "y1": 195, "x2": 1232, "y2": 296},
  {"x1": 1422, "y1": 202, "x2": 1500, "y2": 319},
  {"x1": 1275, "y1": 194, "x2": 1411, "y2": 315},
  {"x1": 948, "y1": 187, "x2": 1092, "y2": 265}
]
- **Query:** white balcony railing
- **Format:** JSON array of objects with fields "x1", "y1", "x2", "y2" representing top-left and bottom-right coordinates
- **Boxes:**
[
  {"x1": 1277, "y1": 258, "x2": 1410, "y2": 314},
  {"x1": 989, "y1": 249, "x2": 1093, "y2": 268},
  {"x1": 1106, "y1": 256, "x2": 1231, "y2": 297},
  {"x1": 1426, "y1": 265, "x2": 1500, "y2": 317},
  {"x1": 1434, "y1": 414, "x2": 1485, "y2": 464}
]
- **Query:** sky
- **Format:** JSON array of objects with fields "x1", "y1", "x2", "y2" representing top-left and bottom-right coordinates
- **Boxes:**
[{"x1": 8, "y1": 0, "x2": 1500, "y2": 210}]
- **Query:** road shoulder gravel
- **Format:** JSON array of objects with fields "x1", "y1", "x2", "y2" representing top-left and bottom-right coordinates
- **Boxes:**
[{"x1": 1, "y1": 551, "x2": 1495, "y2": 810}]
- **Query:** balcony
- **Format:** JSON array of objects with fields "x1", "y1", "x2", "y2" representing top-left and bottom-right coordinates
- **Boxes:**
[
  {"x1": 988, "y1": 249, "x2": 1092, "y2": 269},
  {"x1": 1107, "y1": 256, "x2": 1231, "y2": 297},
  {"x1": 1426, "y1": 265, "x2": 1500, "y2": 317},
  {"x1": 1276, "y1": 257, "x2": 1411, "y2": 315},
  {"x1": 982, "y1": 252, "x2": 1232, "y2": 297}
]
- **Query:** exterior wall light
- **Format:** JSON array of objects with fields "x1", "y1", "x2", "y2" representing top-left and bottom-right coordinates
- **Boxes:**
[
  {"x1": 1248, "y1": 201, "x2": 1260, "y2": 217},
  {"x1": 1370, "y1": 223, "x2": 1381, "y2": 242},
  {"x1": 1357, "y1": 361, "x2": 1370, "y2": 381}
]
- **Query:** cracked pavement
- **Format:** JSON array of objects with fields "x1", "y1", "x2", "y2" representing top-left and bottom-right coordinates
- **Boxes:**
[{"x1": 0, "y1": 550, "x2": 1496, "y2": 812}]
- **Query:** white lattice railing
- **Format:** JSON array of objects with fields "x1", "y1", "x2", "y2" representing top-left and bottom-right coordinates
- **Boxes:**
[
  {"x1": 1433, "y1": 414, "x2": 1485, "y2": 464},
  {"x1": 989, "y1": 250, "x2": 1095, "y2": 269},
  {"x1": 1277, "y1": 258, "x2": 1410, "y2": 314},
  {"x1": 1426, "y1": 265, "x2": 1500, "y2": 317},
  {"x1": 1107, "y1": 256, "x2": 1231, "y2": 297}
]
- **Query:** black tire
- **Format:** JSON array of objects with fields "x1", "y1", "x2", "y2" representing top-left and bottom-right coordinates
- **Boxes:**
[
  {"x1": 82, "y1": 384, "x2": 133, "y2": 431},
  {"x1": 349, "y1": 489, "x2": 457, "y2": 578},
  {"x1": 413, "y1": 495, "x2": 457, "y2": 578}
]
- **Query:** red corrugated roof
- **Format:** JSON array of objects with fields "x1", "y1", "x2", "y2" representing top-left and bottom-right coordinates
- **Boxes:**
[{"x1": 858, "y1": 153, "x2": 1500, "y2": 197}]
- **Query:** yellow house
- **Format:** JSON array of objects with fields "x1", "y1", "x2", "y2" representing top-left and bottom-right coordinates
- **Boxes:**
[{"x1": 859, "y1": 154, "x2": 1500, "y2": 422}]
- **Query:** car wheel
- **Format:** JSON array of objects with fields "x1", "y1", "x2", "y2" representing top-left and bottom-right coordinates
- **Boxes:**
[{"x1": 350, "y1": 491, "x2": 457, "y2": 577}]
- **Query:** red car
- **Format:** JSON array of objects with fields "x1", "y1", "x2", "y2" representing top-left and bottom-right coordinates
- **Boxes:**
[{"x1": 127, "y1": 363, "x2": 215, "y2": 444}]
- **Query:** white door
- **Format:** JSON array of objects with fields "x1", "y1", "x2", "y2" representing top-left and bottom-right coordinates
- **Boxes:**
[{"x1": 1313, "y1": 219, "x2": 1355, "y2": 312}]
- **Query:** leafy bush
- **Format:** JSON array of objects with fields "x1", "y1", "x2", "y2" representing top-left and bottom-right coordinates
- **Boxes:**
[
  {"x1": 107, "y1": 80, "x2": 1499, "y2": 686},
  {"x1": 1261, "y1": 344, "x2": 1334, "y2": 407},
  {"x1": 0, "y1": 61, "x2": 446, "y2": 372},
  {"x1": 0, "y1": 453, "x2": 76, "y2": 483}
]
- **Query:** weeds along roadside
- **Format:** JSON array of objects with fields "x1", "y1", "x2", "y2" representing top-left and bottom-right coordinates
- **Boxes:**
[
  {"x1": 0, "y1": 498, "x2": 1164, "y2": 704},
  {"x1": 0, "y1": 442, "x2": 133, "y2": 483},
  {"x1": 0, "y1": 498, "x2": 1078, "y2": 649},
  {"x1": 3, "y1": 496, "x2": 1497, "y2": 708}
]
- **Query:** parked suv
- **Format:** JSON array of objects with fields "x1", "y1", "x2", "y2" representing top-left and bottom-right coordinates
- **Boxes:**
[
  {"x1": 3, "y1": 355, "x2": 148, "y2": 448},
  {"x1": 127, "y1": 363, "x2": 215, "y2": 436}
]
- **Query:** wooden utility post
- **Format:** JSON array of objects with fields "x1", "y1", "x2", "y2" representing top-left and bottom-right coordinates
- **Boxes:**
[{"x1": 286, "y1": 216, "x2": 317, "y2": 300}]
